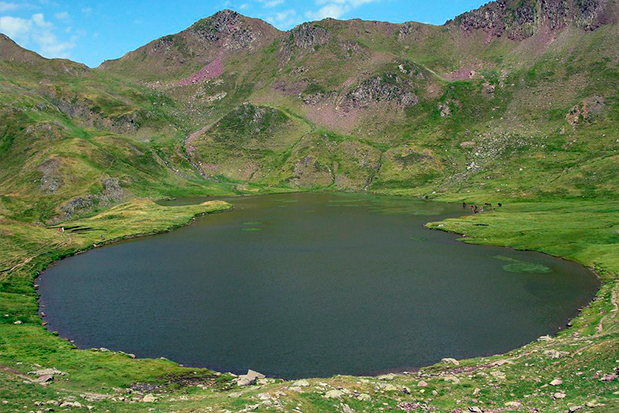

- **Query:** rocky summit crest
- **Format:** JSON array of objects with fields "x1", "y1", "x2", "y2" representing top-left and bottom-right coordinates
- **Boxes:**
[{"x1": 449, "y1": 0, "x2": 618, "y2": 40}]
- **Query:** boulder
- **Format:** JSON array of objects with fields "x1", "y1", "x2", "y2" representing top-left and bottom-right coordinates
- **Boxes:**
[
  {"x1": 442, "y1": 357, "x2": 460, "y2": 366},
  {"x1": 324, "y1": 389, "x2": 344, "y2": 399},
  {"x1": 36, "y1": 375, "x2": 54, "y2": 384},
  {"x1": 236, "y1": 369, "x2": 265, "y2": 386},
  {"x1": 381, "y1": 384, "x2": 398, "y2": 392},
  {"x1": 444, "y1": 375, "x2": 460, "y2": 384},
  {"x1": 142, "y1": 394, "x2": 156, "y2": 403},
  {"x1": 29, "y1": 368, "x2": 67, "y2": 377}
]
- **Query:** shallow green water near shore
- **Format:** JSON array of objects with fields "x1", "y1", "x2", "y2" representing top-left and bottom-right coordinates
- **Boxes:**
[{"x1": 38, "y1": 193, "x2": 598, "y2": 378}]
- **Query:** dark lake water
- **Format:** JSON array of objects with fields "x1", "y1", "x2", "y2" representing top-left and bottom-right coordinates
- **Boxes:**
[{"x1": 38, "y1": 193, "x2": 599, "y2": 379}]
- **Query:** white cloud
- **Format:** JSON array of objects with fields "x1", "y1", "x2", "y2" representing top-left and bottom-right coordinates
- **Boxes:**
[
  {"x1": 54, "y1": 11, "x2": 70, "y2": 20},
  {"x1": 32, "y1": 12, "x2": 51, "y2": 27},
  {"x1": 306, "y1": 4, "x2": 347, "y2": 20},
  {"x1": 0, "y1": 1, "x2": 19, "y2": 12},
  {"x1": 0, "y1": 13, "x2": 75, "y2": 58},
  {"x1": 81, "y1": 7, "x2": 92, "y2": 15},
  {"x1": 306, "y1": 0, "x2": 380, "y2": 20},
  {"x1": 260, "y1": 0, "x2": 284, "y2": 7},
  {"x1": 266, "y1": 8, "x2": 302, "y2": 28}
]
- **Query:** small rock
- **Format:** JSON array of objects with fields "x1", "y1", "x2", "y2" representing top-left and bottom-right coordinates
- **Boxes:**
[
  {"x1": 60, "y1": 401, "x2": 82, "y2": 408},
  {"x1": 228, "y1": 391, "x2": 243, "y2": 398},
  {"x1": 550, "y1": 378, "x2": 563, "y2": 386},
  {"x1": 538, "y1": 335, "x2": 553, "y2": 342},
  {"x1": 444, "y1": 376, "x2": 460, "y2": 384},
  {"x1": 505, "y1": 401, "x2": 521, "y2": 407},
  {"x1": 568, "y1": 406, "x2": 582, "y2": 413},
  {"x1": 553, "y1": 392, "x2": 566, "y2": 399},
  {"x1": 601, "y1": 374, "x2": 618, "y2": 382},
  {"x1": 442, "y1": 358, "x2": 460, "y2": 366},
  {"x1": 13, "y1": 320, "x2": 22, "y2": 325},
  {"x1": 382, "y1": 384, "x2": 397, "y2": 392},
  {"x1": 142, "y1": 394, "x2": 155, "y2": 403},
  {"x1": 544, "y1": 349, "x2": 563, "y2": 359},
  {"x1": 468, "y1": 407, "x2": 483, "y2": 413},
  {"x1": 36, "y1": 375, "x2": 54, "y2": 384},
  {"x1": 490, "y1": 371, "x2": 506, "y2": 380},
  {"x1": 491, "y1": 359, "x2": 513, "y2": 366},
  {"x1": 473, "y1": 388, "x2": 481, "y2": 396},
  {"x1": 586, "y1": 401, "x2": 604, "y2": 408},
  {"x1": 289, "y1": 386, "x2": 302, "y2": 392},
  {"x1": 324, "y1": 390, "x2": 344, "y2": 399},
  {"x1": 418, "y1": 380, "x2": 428, "y2": 387},
  {"x1": 401, "y1": 386, "x2": 411, "y2": 394},
  {"x1": 342, "y1": 404, "x2": 353, "y2": 413},
  {"x1": 358, "y1": 393, "x2": 371, "y2": 402},
  {"x1": 293, "y1": 379, "x2": 310, "y2": 387},
  {"x1": 377, "y1": 373, "x2": 395, "y2": 381}
]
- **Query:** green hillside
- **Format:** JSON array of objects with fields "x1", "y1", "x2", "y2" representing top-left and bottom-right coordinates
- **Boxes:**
[{"x1": 1, "y1": 0, "x2": 619, "y2": 411}]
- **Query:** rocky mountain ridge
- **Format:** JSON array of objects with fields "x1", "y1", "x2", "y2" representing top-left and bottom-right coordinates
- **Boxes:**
[{"x1": 449, "y1": 0, "x2": 618, "y2": 39}]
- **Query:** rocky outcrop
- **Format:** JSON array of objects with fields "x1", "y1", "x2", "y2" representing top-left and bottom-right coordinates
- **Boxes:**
[
  {"x1": 566, "y1": 96, "x2": 605, "y2": 125},
  {"x1": 192, "y1": 10, "x2": 241, "y2": 42},
  {"x1": 56, "y1": 178, "x2": 126, "y2": 222},
  {"x1": 449, "y1": 0, "x2": 617, "y2": 40},
  {"x1": 279, "y1": 22, "x2": 330, "y2": 64},
  {"x1": 43, "y1": 92, "x2": 142, "y2": 134},
  {"x1": 37, "y1": 158, "x2": 63, "y2": 193},
  {"x1": 343, "y1": 74, "x2": 418, "y2": 110},
  {"x1": 287, "y1": 23, "x2": 329, "y2": 50},
  {"x1": 191, "y1": 10, "x2": 260, "y2": 50}
]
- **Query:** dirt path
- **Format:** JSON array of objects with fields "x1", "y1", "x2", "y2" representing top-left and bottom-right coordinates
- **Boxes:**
[{"x1": 0, "y1": 365, "x2": 35, "y2": 383}]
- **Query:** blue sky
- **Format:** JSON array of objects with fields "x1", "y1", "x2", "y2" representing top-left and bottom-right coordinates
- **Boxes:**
[{"x1": 0, "y1": 0, "x2": 487, "y2": 67}]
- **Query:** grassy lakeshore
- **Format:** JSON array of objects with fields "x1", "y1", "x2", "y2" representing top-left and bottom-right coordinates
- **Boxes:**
[{"x1": 0, "y1": 195, "x2": 618, "y2": 412}]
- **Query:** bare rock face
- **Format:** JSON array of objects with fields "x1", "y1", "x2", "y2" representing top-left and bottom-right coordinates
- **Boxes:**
[
  {"x1": 191, "y1": 10, "x2": 259, "y2": 50},
  {"x1": 37, "y1": 158, "x2": 63, "y2": 193},
  {"x1": 42, "y1": 89, "x2": 142, "y2": 134},
  {"x1": 344, "y1": 74, "x2": 418, "y2": 110},
  {"x1": 193, "y1": 10, "x2": 242, "y2": 42},
  {"x1": 566, "y1": 96, "x2": 605, "y2": 125},
  {"x1": 450, "y1": 0, "x2": 538, "y2": 40},
  {"x1": 55, "y1": 178, "x2": 126, "y2": 222},
  {"x1": 449, "y1": 0, "x2": 617, "y2": 40},
  {"x1": 287, "y1": 23, "x2": 329, "y2": 50}
]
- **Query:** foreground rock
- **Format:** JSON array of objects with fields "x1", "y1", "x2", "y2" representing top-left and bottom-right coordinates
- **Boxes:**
[{"x1": 235, "y1": 369, "x2": 265, "y2": 386}]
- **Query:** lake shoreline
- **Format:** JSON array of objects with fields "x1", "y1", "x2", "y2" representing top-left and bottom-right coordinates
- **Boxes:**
[
  {"x1": 2, "y1": 194, "x2": 617, "y2": 411},
  {"x1": 37, "y1": 193, "x2": 600, "y2": 379}
]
